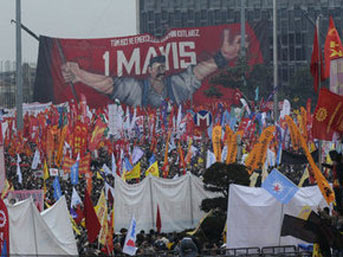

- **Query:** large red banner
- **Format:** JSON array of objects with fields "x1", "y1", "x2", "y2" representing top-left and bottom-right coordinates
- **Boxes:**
[
  {"x1": 0, "y1": 198, "x2": 9, "y2": 256},
  {"x1": 34, "y1": 24, "x2": 263, "y2": 107}
]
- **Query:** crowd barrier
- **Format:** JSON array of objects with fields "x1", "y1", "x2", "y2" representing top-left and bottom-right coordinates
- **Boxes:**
[
  {"x1": 112, "y1": 245, "x2": 312, "y2": 257},
  {"x1": 7, "y1": 245, "x2": 313, "y2": 257}
]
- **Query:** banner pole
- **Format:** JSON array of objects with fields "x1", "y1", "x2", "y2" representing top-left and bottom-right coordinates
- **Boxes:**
[{"x1": 316, "y1": 16, "x2": 323, "y2": 172}]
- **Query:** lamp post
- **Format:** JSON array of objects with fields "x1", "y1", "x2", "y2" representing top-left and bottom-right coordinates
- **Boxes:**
[
  {"x1": 273, "y1": 0, "x2": 278, "y2": 124},
  {"x1": 16, "y1": 0, "x2": 23, "y2": 131}
]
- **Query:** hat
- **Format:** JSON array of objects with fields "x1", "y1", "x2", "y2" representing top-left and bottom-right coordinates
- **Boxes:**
[{"x1": 149, "y1": 55, "x2": 166, "y2": 66}]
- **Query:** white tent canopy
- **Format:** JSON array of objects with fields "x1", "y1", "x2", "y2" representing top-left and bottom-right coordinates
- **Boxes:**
[
  {"x1": 227, "y1": 184, "x2": 328, "y2": 248},
  {"x1": 7, "y1": 196, "x2": 78, "y2": 256},
  {"x1": 114, "y1": 173, "x2": 219, "y2": 233}
]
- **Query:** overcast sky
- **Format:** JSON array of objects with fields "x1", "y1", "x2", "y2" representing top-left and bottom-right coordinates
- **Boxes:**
[{"x1": 0, "y1": 0, "x2": 137, "y2": 64}]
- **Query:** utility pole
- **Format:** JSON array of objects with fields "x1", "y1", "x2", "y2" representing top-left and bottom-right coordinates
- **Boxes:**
[
  {"x1": 16, "y1": 0, "x2": 23, "y2": 131},
  {"x1": 273, "y1": 0, "x2": 278, "y2": 124}
]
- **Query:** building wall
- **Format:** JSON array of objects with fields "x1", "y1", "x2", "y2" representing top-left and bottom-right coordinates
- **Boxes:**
[
  {"x1": 0, "y1": 61, "x2": 36, "y2": 108},
  {"x1": 138, "y1": 0, "x2": 343, "y2": 89}
]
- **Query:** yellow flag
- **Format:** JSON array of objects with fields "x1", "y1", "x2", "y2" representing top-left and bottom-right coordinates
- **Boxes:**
[
  {"x1": 249, "y1": 172, "x2": 259, "y2": 187},
  {"x1": 145, "y1": 161, "x2": 159, "y2": 177},
  {"x1": 44, "y1": 160, "x2": 50, "y2": 180},
  {"x1": 312, "y1": 243, "x2": 323, "y2": 257},
  {"x1": 298, "y1": 205, "x2": 312, "y2": 220},
  {"x1": 95, "y1": 190, "x2": 108, "y2": 245},
  {"x1": 298, "y1": 166, "x2": 309, "y2": 187},
  {"x1": 69, "y1": 213, "x2": 81, "y2": 235},
  {"x1": 97, "y1": 170, "x2": 104, "y2": 180},
  {"x1": 1, "y1": 179, "x2": 11, "y2": 199},
  {"x1": 125, "y1": 162, "x2": 141, "y2": 180},
  {"x1": 212, "y1": 125, "x2": 222, "y2": 162}
]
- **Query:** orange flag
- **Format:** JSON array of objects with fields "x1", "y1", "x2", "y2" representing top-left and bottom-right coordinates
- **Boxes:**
[
  {"x1": 212, "y1": 125, "x2": 222, "y2": 162},
  {"x1": 285, "y1": 115, "x2": 335, "y2": 205},
  {"x1": 245, "y1": 126, "x2": 275, "y2": 174}
]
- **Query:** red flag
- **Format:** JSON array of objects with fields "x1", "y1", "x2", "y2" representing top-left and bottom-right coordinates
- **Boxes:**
[
  {"x1": 324, "y1": 16, "x2": 343, "y2": 79},
  {"x1": 312, "y1": 88, "x2": 343, "y2": 140},
  {"x1": 88, "y1": 118, "x2": 106, "y2": 152},
  {"x1": 83, "y1": 190, "x2": 101, "y2": 243},
  {"x1": 156, "y1": 204, "x2": 161, "y2": 234},
  {"x1": 0, "y1": 198, "x2": 9, "y2": 256},
  {"x1": 310, "y1": 26, "x2": 325, "y2": 93}
]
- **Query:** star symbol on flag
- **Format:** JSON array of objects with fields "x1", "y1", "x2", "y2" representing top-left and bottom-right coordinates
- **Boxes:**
[{"x1": 273, "y1": 182, "x2": 282, "y2": 193}]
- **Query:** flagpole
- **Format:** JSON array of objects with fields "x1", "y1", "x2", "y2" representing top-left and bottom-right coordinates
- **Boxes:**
[
  {"x1": 278, "y1": 203, "x2": 284, "y2": 246},
  {"x1": 317, "y1": 15, "x2": 323, "y2": 172}
]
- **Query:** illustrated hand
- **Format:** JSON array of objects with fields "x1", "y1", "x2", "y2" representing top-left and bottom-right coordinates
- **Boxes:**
[
  {"x1": 61, "y1": 62, "x2": 81, "y2": 83},
  {"x1": 220, "y1": 29, "x2": 249, "y2": 61}
]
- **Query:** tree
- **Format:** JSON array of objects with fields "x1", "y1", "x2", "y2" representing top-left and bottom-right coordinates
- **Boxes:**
[
  {"x1": 195, "y1": 162, "x2": 250, "y2": 243},
  {"x1": 207, "y1": 56, "x2": 273, "y2": 102}
]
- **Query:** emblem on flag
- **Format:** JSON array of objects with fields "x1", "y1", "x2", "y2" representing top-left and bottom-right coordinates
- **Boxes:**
[{"x1": 262, "y1": 168, "x2": 299, "y2": 204}]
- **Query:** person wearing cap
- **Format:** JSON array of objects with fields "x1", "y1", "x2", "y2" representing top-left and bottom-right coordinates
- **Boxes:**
[{"x1": 62, "y1": 28, "x2": 246, "y2": 107}]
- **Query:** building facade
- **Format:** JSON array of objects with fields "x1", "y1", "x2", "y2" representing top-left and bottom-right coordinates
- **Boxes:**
[{"x1": 138, "y1": 0, "x2": 343, "y2": 89}]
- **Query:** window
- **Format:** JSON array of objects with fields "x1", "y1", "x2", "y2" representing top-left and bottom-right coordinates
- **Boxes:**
[
  {"x1": 289, "y1": 33, "x2": 294, "y2": 45},
  {"x1": 296, "y1": 48, "x2": 302, "y2": 60},
  {"x1": 289, "y1": 46, "x2": 295, "y2": 61},
  {"x1": 295, "y1": 33, "x2": 301, "y2": 45},
  {"x1": 282, "y1": 48, "x2": 288, "y2": 61},
  {"x1": 282, "y1": 67, "x2": 288, "y2": 82}
]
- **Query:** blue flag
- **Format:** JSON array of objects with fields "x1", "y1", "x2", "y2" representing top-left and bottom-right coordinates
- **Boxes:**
[
  {"x1": 124, "y1": 157, "x2": 133, "y2": 171},
  {"x1": 53, "y1": 176, "x2": 62, "y2": 201},
  {"x1": 148, "y1": 154, "x2": 156, "y2": 167},
  {"x1": 70, "y1": 160, "x2": 79, "y2": 185},
  {"x1": 261, "y1": 168, "x2": 299, "y2": 204},
  {"x1": 1, "y1": 239, "x2": 7, "y2": 257}
]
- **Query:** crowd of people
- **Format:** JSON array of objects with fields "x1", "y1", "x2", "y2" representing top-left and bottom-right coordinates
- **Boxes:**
[{"x1": 1, "y1": 97, "x2": 342, "y2": 256}]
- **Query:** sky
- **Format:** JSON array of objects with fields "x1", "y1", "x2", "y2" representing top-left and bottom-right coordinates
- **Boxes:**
[{"x1": 0, "y1": 0, "x2": 137, "y2": 64}]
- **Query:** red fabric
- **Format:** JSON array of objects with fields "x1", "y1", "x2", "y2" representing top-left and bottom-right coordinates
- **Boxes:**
[
  {"x1": 0, "y1": 198, "x2": 9, "y2": 256},
  {"x1": 310, "y1": 27, "x2": 325, "y2": 93},
  {"x1": 324, "y1": 16, "x2": 343, "y2": 79},
  {"x1": 312, "y1": 88, "x2": 343, "y2": 140},
  {"x1": 88, "y1": 118, "x2": 106, "y2": 152},
  {"x1": 83, "y1": 190, "x2": 101, "y2": 243},
  {"x1": 73, "y1": 205, "x2": 84, "y2": 225},
  {"x1": 156, "y1": 204, "x2": 162, "y2": 234}
]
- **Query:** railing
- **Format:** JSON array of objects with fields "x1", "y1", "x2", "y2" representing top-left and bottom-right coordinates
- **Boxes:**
[
  {"x1": 7, "y1": 245, "x2": 314, "y2": 256},
  {"x1": 112, "y1": 245, "x2": 312, "y2": 257}
]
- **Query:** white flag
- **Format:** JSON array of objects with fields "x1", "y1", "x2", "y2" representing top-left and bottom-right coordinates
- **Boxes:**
[
  {"x1": 221, "y1": 146, "x2": 228, "y2": 163},
  {"x1": 71, "y1": 187, "x2": 82, "y2": 208},
  {"x1": 102, "y1": 164, "x2": 112, "y2": 176},
  {"x1": 131, "y1": 146, "x2": 144, "y2": 164},
  {"x1": 16, "y1": 154, "x2": 22, "y2": 184},
  {"x1": 31, "y1": 149, "x2": 41, "y2": 170},
  {"x1": 111, "y1": 153, "x2": 117, "y2": 176},
  {"x1": 123, "y1": 216, "x2": 138, "y2": 256},
  {"x1": 206, "y1": 150, "x2": 216, "y2": 169}
]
